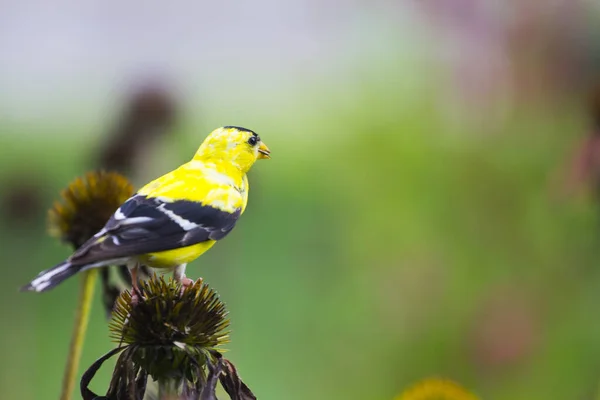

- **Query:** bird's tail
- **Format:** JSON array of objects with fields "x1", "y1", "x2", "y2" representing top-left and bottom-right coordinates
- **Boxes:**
[{"x1": 21, "y1": 260, "x2": 84, "y2": 292}]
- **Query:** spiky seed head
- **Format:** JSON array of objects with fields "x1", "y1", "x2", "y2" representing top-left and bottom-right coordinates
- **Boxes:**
[
  {"x1": 82, "y1": 276, "x2": 255, "y2": 398},
  {"x1": 48, "y1": 171, "x2": 134, "y2": 248},
  {"x1": 109, "y1": 276, "x2": 230, "y2": 382}
]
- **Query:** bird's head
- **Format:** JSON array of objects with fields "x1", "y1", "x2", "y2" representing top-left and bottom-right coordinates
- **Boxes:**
[{"x1": 194, "y1": 126, "x2": 270, "y2": 173}]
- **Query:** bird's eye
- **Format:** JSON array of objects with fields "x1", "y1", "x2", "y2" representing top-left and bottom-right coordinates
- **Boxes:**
[{"x1": 248, "y1": 136, "x2": 258, "y2": 146}]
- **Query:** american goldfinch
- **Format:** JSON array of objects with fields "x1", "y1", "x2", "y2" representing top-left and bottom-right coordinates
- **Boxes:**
[{"x1": 23, "y1": 126, "x2": 270, "y2": 293}]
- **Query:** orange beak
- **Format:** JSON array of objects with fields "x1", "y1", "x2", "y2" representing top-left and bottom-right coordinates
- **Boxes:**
[{"x1": 258, "y1": 142, "x2": 271, "y2": 159}]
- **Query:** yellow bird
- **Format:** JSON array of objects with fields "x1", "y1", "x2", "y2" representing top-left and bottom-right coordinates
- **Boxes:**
[{"x1": 23, "y1": 126, "x2": 270, "y2": 293}]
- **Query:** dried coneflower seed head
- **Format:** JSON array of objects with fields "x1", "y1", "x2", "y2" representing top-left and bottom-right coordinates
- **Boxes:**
[
  {"x1": 109, "y1": 276, "x2": 230, "y2": 382},
  {"x1": 82, "y1": 277, "x2": 254, "y2": 399},
  {"x1": 48, "y1": 171, "x2": 134, "y2": 248}
]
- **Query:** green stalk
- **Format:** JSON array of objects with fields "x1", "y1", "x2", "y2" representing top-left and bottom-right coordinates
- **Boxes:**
[
  {"x1": 60, "y1": 270, "x2": 98, "y2": 400},
  {"x1": 158, "y1": 378, "x2": 178, "y2": 399}
]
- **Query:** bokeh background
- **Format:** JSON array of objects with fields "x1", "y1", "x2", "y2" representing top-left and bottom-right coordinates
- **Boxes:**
[{"x1": 3, "y1": 1, "x2": 600, "y2": 399}]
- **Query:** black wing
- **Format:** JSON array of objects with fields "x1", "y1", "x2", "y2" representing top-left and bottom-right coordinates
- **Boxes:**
[{"x1": 70, "y1": 194, "x2": 240, "y2": 264}]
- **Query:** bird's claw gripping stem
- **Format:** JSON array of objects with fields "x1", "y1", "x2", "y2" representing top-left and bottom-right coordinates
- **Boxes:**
[{"x1": 130, "y1": 284, "x2": 142, "y2": 306}]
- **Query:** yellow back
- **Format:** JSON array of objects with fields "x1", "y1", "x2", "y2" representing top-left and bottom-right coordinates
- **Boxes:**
[{"x1": 137, "y1": 160, "x2": 247, "y2": 214}]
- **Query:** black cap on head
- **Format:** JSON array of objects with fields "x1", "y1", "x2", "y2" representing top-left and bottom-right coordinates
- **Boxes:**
[{"x1": 223, "y1": 126, "x2": 258, "y2": 136}]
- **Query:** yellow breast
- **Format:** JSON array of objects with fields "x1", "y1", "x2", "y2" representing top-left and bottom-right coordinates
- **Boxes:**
[{"x1": 138, "y1": 241, "x2": 217, "y2": 269}]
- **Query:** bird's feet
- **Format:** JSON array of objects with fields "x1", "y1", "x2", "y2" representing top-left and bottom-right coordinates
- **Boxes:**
[
  {"x1": 130, "y1": 285, "x2": 142, "y2": 306},
  {"x1": 179, "y1": 276, "x2": 202, "y2": 295},
  {"x1": 181, "y1": 277, "x2": 195, "y2": 288}
]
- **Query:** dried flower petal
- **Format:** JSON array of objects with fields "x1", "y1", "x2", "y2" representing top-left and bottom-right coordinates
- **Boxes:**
[{"x1": 219, "y1": 358, "x2": 257, "y2": 400}]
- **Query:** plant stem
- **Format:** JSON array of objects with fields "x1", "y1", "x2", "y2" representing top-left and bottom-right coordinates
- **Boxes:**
[
  {"x1": 158, "y1": 379, "x2": 178, "y2": 399},
  {"x1": 60, "y1": 269, "x2": 98, "y2": 400}
]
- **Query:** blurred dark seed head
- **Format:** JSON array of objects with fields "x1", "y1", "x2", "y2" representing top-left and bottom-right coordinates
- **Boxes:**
[
  {"x1": 0, "y1": 176, "x2": 44, "y2": 228},
  {"x1": 126, "y1": 84, "x2": 177, "y2": 127},
  {"x1": 98, "y1": 83, "x2": 178, "y2": 173},
  {"x1": 48, "y1": 171, "x2": 134, "y2": 249}
]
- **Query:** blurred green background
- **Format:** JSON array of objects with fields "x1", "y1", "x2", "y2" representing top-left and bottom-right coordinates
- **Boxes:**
[{"x1": 3, "y1": 2, "x2": 600, "y2": 399}]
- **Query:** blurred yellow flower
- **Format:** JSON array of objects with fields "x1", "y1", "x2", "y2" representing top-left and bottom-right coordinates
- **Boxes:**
[{"x1": 395, "y1": 378, "x2": 480, "y2": 400}]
